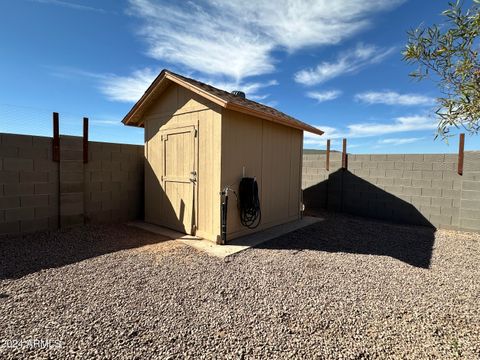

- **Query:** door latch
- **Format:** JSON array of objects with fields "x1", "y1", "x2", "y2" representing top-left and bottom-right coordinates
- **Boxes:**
[{"x1": 190, "y1": 170, "x2": 197, "y2": 183}]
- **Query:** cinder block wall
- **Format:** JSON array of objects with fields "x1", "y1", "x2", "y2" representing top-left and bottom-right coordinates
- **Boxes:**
[
  {"x1": 85, "y1": 141, "x2": 144, "y2": 224},
  {"x1": 0, "y1": 133, "x2": 144, "y2": 235},
  {"x1": 0, "y1": 134, "x2": 58, "y2": 234},
  {"x1": 302, "y1": 151, "x2": 480, "y2": 232},
  {"x1": 460, "y1": 151, "x2": 480, "y2": 230}
]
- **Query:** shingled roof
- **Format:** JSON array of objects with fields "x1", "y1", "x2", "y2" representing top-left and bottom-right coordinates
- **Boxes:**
[{"x1": 122, "y1": 69, "x2": 324, "y2": 136}]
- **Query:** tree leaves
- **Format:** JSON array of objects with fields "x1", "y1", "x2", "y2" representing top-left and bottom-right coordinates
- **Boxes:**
[{"x1": 404, "y1": 1, "x2": 480, "y2": 138}]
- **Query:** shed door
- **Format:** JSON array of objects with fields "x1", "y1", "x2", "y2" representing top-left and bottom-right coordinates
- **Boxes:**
[{"x1": 160, "y1": 126, "x2": 197, "y2": 235}]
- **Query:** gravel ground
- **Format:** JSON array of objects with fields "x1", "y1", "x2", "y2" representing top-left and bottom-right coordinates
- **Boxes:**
[{"x1": 0, "y1": 212, "x2": 479, "y2": 359}]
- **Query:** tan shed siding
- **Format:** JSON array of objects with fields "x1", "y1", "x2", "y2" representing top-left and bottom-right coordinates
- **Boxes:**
[
  {"x1": 261, "y1": 121, "x2": 291, "y2": 225},
  {"x1": 143, "y1": 82, "x2": 210, "y2": 121},
  {"x1": 289, "y1": 128, "x2": 303, "y2": 217},
  {"x1": 143, "y1": 83, "x2": 221, "y2": 241},
  {"x1": 263, "y1": 123, "x2": 303, "y2": 225},
  {"x1": 196, "y1": 109, "x2": 222, "y2": 241},
  {"x1": 144, "y1": 119, "x2": 164, "y2": 226},
  {"x1": 221, "y1": 110, "x2": 302, "y2": 240},
  {"x1": 221, "y1": 110, "x2": 263, "y2": 237}
]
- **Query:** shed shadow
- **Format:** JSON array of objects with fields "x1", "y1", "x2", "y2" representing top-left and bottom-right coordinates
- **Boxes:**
[
  {"x1": 258, "y1": 170, "x2": 436, "y2": 268},
  {"x1": 144, "y1": 161, "x2": 195, "y2": 234}
]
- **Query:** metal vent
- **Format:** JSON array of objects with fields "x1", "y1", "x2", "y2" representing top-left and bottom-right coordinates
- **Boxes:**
[{"x1": 231, "y1": 90, "x2": 246, "y2": 99}]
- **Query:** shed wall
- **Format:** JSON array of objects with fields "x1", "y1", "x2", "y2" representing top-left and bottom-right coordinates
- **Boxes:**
[
  {"x1": 143, "y1": 84, "x2": 222, "y2": 241},
  {"x1": 221, "y1": 110, "x2": 303, "y2": 240}
]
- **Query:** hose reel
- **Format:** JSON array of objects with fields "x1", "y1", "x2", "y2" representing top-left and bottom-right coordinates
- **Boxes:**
[
  {"x1": 238, "y1": 177, "x2": 261, "y2": 229},
  {"x1": 220, "y1": 177, "x2": 261, "y2": 244}
]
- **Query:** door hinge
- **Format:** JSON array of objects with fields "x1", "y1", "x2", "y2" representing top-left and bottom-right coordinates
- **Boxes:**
[{"x1": 194, "y1": 129, "x2": 198, "y2": 137}]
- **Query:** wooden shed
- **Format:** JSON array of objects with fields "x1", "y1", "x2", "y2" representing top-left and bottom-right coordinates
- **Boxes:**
[{"x1": 123, "y1": 69, "x2": 323, "y2": 243}]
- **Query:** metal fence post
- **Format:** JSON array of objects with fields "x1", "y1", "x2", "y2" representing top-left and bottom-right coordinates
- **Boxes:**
[
  {"x1": 83, "y1": 117, "x2": 89, "y2": 163},
  {"x1": 458, "y1": 133, "x2": 465, "y2": 175},
  {"x1": 326, "y1": 139, "x2": 330, "y2": 171},
  {"x1": 342, "y1": 138, "x2": 347, "y2": 170},
  {"x1": 52, "y1": 112, "x2": 60, "y2": 162}
]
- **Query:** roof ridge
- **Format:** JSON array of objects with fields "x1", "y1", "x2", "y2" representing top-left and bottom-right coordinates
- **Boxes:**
[{"x1": 123, "y1": 69, "x2": 324, "y2": 136}]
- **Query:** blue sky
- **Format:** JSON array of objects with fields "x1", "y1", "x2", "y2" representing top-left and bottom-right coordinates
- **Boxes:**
[{"x1": 0, "y1": 0, "x2": 479, "y2": 153}]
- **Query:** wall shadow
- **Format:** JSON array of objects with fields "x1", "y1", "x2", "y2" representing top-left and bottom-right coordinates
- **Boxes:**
[
  {"x1": 0, "y1": 161, "x2": 188, "y2": 280},
  {"x1": 303, "y1": 179, "x2": 328, "y2": 210},
  {"x1": 0, "y1": 224, "x2": 169, "y2": 280},
  {"x1": 260, "y1": 169, "x2": 436, "y2": 268},
  {"x1": 257, "y1": 212, "x2": 435, "y2": 269},
  {"x1": 306, "y1": 169, "x2": 434, "y2": 227}
]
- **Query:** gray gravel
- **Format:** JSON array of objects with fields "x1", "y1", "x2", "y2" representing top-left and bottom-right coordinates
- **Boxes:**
[{"x1": 0, "y1": 212, "x2": 479, "y2": 359}]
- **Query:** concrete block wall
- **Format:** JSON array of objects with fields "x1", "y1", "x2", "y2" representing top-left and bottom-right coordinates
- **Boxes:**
[
  {"x1": 459, "y1": 152, "x2": 480, "y2": 230},
  {"x1": 60, "y1": 136, "x2": 85, "y2": 227},
  {"x1": 0, "y1": 134, "x2": 58, "y2": 234},
  {"x1": 302, "y1": 151, "x2": 480, "y2": 232},
  {"x1": 85, "y1": 141, "x2": 144, "y2": 224},
  {"x1": 302, "y1": 152, "x2": 342, "y2": 209},
  {"x1": 0, "y1": 133, "x2": 144, "y2": 236}
]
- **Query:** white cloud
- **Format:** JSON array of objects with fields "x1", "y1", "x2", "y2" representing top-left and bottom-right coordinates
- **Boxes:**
[
  {"x1": 303, "y1": 115, "x2": 437, "y2": 147},
  {"x1": 377, "y1": 137, "x2": 425, "y2": 146},
  {"x1": 307, "y1": 90, "x2": 342, "y2": 103},
  {"x1": 295, "y1": 43, "x2": 396, "y2": 86},
  {"x1": 126, "y1": 0, "x2": 404, "y2": 82},
  {"x1": 355, "y1": 91, "x2": 434, "y2": 106},
  {"x1": 213, "y1": 1, "x2": 404, "y2": 51},
  {"x1": 303, "y1": 126, "x2": 343, "y2": 147},
  {"x1": 98, "y1": 68, "x2": 158, "y2": 102},
  {"x1": 30, "y1": 0, "x2": 107, "y2": 13},
  {"x1": 347, "y1": 115, "x2": 437, "y2": 138},
  {"x1": 303, "y1": 137, "x2": 365, "y2": 149},
  {"x1": 47, "y1": 66, "x2": 158, "y2": 102},
  {"x1": 127, "y1": 0, "x2": 275, "y2": 81},
  {"x1": 303, "y1": 138, "x2": 328, "y2": 147},
  {"x1": 91, "y1": 119, "x2": 122, "y2": 126}
]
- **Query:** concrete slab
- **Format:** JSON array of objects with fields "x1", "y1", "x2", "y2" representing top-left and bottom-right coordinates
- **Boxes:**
[
  {"x1": 128, "y1": 216, "x2": 322, "y2": 258},
  {"x1": 127, "y1": 221, "x2": 201, "y2": 240}
]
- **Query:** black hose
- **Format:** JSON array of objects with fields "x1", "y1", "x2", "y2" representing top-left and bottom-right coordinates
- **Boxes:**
[{"x1": 238, "y1": 177, "x2": 261, "y2": 229}]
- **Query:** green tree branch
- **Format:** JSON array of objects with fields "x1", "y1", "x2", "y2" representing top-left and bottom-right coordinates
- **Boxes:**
[{"x1": 403, "y1": 0, "x2": 480, "y2": 138}]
